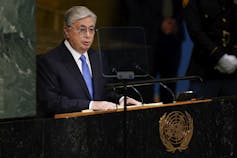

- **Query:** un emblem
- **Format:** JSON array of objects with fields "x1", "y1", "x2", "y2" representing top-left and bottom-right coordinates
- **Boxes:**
[{"x1": 159, "y1": 111, "x2": 193, "y2": 153}]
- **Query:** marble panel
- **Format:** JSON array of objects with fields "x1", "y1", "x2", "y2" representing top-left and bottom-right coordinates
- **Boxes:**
[{"x1": 0, "y1": 0, "x2": 36, "y2": 119}]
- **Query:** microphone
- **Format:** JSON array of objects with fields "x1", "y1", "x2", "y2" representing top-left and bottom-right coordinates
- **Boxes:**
[
  {"x1": 111, "y1": 67, "x2": 144, "y2": 104},
  {"x1": 134, "y1": 64, "x2": 176, "y2": 103},
  {"x1": 130, "y1": 85, "x2": 144, "y2": 105}
]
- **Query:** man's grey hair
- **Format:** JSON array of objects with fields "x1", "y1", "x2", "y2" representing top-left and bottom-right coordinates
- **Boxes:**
[{"x1": 64, "y1": 6, "x2": 97, "y2": 27}]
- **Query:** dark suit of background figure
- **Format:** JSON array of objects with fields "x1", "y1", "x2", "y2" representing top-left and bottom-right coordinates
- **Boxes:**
[
  {"x1": 37, "y1": 42, "x2": 120, "y2": 116},
  {"x1": 125, "y1": 0, "x2": 184, "y2": 103},
  {"x1": 183, "y1": 0, "x2": 237, "y2": 98}
]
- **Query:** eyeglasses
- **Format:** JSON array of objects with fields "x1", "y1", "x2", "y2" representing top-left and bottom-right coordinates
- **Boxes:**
[{"x1": 73, "y1": 27, "x2": 96, "y2": 36}]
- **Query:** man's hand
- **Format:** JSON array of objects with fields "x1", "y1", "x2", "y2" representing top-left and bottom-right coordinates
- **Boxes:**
[
  {"x1": 215, "y1": 54, "x2": 237, "y2": 74},
  {"x1": 119, "y1": 97, "x2": 142, "y2": 106},
  {"x1": 91, "y1": 101, "x2": 117, "y2": 111}
]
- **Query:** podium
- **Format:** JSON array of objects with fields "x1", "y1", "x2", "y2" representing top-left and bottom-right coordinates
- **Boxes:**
[{"x1": 0, "y1": 97, "x2": 236, "y2": 158}]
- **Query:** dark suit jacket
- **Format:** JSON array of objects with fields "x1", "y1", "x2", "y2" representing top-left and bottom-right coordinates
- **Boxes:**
[
  {"x1": 37, "y1": 42, "x2": 120, "y2": 116},
  {"x1": 183, "y1": 0, "x2": 237, "y2": 79}
]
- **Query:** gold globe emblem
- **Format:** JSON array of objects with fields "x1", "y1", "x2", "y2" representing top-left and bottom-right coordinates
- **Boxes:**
[{"x1": 159, "y1": 111, "x2": 193, "y2": 153}]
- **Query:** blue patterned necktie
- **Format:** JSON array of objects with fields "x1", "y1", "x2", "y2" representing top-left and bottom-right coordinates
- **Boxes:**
[{"x1": 80, "y1": 55, "x2": 93, "y2": 100}]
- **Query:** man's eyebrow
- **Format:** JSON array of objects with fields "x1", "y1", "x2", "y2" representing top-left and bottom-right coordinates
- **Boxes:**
[{"x1": 78, "y1": 25, "x2": 95, "y2": 28}]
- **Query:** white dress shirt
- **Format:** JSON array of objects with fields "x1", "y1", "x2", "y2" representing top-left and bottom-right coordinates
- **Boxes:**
[
  {"x1": 64, "y1": 40, "x2": 94, "y2": 109},
  {"x1": 64, "y1": 40, "x2": 92, "y2": 76}
]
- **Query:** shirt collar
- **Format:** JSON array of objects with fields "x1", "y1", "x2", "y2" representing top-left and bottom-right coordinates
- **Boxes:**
[{"x1": 64, "y1": 40, "x2": 89, "y2": 62}]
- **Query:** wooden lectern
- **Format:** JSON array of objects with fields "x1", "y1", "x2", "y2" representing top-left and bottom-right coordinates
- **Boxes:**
[{"x1": 1, "y1": 97, "x2": 236, "y2": 158}]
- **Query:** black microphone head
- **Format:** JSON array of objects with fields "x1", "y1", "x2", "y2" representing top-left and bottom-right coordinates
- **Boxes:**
[{"x1": 112, "y1": 68, "x2": 117, "y2": 73}]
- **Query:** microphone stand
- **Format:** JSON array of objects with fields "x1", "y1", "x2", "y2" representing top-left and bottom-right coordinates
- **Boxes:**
[
  {"x1": 115, "y1": 71, "x2": 135, "y2": 158},
  {"x1": 107, "y1": 75, "x2": 202, "y2": 89},
  {"x1": 122, "y1": 81, "x2": 128, "y2": 158}
]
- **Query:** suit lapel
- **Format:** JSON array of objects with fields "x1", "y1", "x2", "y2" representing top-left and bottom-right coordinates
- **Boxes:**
[{"x1": 88, "y1": 49, "x2": 101, "y2": 99}]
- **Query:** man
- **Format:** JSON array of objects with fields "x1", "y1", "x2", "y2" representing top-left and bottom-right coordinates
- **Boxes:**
[
  {"x1": 183, "y1": 0, "x2": 237, "y2": 98},
  {"x1": 125, "y1": 0, "x2": 184, "y2": 103},
  {"x1": 153, "y1": 0, "x2": 183, "y2": 103},
  {"x1": 37, "y1": 6, "x2": 140, "y2": 116}
]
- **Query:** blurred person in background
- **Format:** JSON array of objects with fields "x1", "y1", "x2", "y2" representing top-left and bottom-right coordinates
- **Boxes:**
[
  {"x1": 125, "y1": 0, "x2": 184, "y2": 103},
  {"x1": 183, "y1": 0, "x2": 237, "y2": 98}
]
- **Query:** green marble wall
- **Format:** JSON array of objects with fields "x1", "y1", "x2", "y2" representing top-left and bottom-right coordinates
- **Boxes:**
[{"x1": 0, "y1": 0, "x2": 36, "y2": 119}]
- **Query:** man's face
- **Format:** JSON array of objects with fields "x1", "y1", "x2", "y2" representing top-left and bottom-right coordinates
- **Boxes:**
[{"x1": 64, "y1": 16, "x2": 95, "y2": 53}]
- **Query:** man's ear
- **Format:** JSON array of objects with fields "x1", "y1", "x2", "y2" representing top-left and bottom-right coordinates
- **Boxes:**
[{"x1": 63, "y1": 26, "x2": 69, "y2": 38}]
